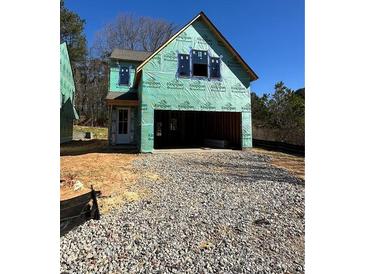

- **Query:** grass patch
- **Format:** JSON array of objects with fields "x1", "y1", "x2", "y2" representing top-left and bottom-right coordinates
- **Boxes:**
[
  {"x1": 143, "y1": 171, "x2": 160, "y2": 182},
  {"x1": 74, "y1": 125, "x2": 108, "y2": 140},
  {"x1": 124, "y1": 191, "x2": 140, "y2": 202},
  {"x1": 198, "y1": 240, "x2": 214, "y2": 250}
]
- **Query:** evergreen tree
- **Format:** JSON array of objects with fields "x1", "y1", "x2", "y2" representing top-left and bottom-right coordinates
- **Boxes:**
[
  {"x1": 60, "y1": 0, "x2": 87, "y2": 62},
  {"x1": 251, "y1": 82, "x2": 304, "y2": 131}
]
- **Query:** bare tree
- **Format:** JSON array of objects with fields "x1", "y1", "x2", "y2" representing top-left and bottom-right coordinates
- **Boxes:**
[
  {"x1": 92, "y1": 13, "x2": 177, "y2": 57},
  {"x1": 139, "y1": 17, "x2": 177, "y2": 51},
  {"x1": 74, "y1": 58, "x2": 109, "y2": 126}
]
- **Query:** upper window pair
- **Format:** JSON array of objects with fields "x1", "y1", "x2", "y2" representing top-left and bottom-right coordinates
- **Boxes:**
[
  {"x1": 118, "y1": 66, "x2": 130, "y2": 86},
  {"x1": 177, "y1": 50, "x2": 221, "y2": 79}
]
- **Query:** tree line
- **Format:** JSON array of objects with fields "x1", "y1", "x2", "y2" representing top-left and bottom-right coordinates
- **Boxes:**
[{"x1": 251, "y1": 82, "x2": 305, "y2": 144}]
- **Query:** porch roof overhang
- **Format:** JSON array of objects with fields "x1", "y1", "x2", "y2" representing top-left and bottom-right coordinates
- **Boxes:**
[{"x1": 105, "y1": 92, "x2": 139, "y2": 106}]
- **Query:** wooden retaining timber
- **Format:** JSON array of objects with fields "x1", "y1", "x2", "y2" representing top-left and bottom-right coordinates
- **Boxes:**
[
  {"x1": 60, "y1": 186, "x2": 101, "y2": 236},
  {"x1": 253, "y1": 139, "x2": 305, "y2": 156}
]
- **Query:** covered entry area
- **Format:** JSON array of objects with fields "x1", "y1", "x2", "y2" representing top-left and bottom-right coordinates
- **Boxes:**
[
  {"x1": 154, "y1": 110, "x2": 241, "y2": 149},
  {"x1": 106, "y1": 92, "x2": 138, "y2": 146}
]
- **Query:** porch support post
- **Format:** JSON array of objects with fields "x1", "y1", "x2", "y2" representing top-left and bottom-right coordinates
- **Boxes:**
[{"x1": 108, "y1": 105, "x2": 112, "y2": 145}]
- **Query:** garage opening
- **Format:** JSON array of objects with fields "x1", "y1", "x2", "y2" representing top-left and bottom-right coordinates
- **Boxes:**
[{"x1": 154, "y1": 110, "x2": 241, "y2": 149}]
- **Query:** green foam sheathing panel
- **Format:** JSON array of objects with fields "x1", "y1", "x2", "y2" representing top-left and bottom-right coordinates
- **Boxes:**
[
  {"x1": 60, "y1": 43, "x2": 76, "y2": 108},
  {"x1": 60, "y1": 43, "x2": 78, "y2": 142},
  {"x1": 136, "y1": 82, "x2": 143, "y2": 151},
  {"x1": 139, "y1": 19, "x2": 252, "y2": 152},
  {"x1": 242, "y1": 112, "x2": 252, "y2": 147},
  {"x1": 109, "y1": 60, "x2": 139, "y2": 92},
  {"x1": 60, "y1": 112, "x2": 73, "y2": 143}
]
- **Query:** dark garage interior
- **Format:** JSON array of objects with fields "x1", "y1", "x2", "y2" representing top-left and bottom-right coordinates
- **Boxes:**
[{"x1": 154, "y1": 110, "x2": 241, "y2": 149}]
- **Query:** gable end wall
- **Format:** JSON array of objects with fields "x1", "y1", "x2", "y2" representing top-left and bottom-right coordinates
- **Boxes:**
[{"x1": 139, "y1": 19, "x2": 252, "y2": 152}]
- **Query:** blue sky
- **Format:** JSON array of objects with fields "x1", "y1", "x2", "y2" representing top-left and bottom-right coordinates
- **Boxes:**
[{"x1": 65, "y1": 0, "x2": 304, "y2": 95}]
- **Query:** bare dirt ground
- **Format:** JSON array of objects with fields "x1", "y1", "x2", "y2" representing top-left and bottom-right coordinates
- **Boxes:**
[
  {"x1": 60, "y1": 133, "x2": 160, "y2": 214},
  {"x1": 60, "y1": 152, "x2": 140, "y2": 213},
  {"x1": 61, "y1": 124, "x2": 162, "y2": 214},
  {"x1": 250, "y1": 148, "x2": 305, "y2": 180}
]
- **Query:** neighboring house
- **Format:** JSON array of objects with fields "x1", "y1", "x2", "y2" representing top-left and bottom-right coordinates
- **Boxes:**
[
  {"x1": 106, "y1": 11, "x2": 258, "y2": 152},
  {"x1": 60, "y1": 42, "x2": 79, "y2": 143}
]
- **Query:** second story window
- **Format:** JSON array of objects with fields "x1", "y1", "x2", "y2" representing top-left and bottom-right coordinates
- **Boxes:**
[
  {"x1": 192, "y1": 50, "x2": 208, "y2": 77},
  {"x1": 119, "y1": 66, "x2": 130, "y2": 86},
  {"x1": 178, "y1": 54, "x2": 190, "y2": 76},
  {"x1": 210, "y1": 57, "x2": 221, "y2": 79}
]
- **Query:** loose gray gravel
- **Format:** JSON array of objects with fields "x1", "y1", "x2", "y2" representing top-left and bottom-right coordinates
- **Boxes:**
[{"x1": 60, "y1": 151, "x2": 304, "y2": 274}]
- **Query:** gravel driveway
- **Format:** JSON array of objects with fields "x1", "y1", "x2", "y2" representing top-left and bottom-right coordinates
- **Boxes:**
[{"x1": 61, "y1": 151, "x2": 304, "y2": 274}]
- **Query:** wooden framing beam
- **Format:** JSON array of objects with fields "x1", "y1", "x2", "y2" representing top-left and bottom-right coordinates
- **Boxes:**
[{"x1": 105, "y1": 99, "x2": 139, "y2": 107}]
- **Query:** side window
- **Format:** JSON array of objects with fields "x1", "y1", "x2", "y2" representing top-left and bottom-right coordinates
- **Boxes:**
[
  {"x1": 192, "y1": 50, "x2": 208, "y2": 77},
  {"x1": 210, "y1": 57, "x2": 221, "y2": 79},
  {"x1": 119, "y1": 66, "x2": 130, "y2": 86},
  {"x1": 177, "y1": 54, "x2": 190, "y2": 76}
]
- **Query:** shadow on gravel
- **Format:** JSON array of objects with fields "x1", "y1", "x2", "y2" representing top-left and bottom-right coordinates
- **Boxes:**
[
  {"x1": 183, "y1": 159, "x2": 304, "y2": 186},
  {"x1": 226, "y1": 171, "x2": 305, "y2": 186}
]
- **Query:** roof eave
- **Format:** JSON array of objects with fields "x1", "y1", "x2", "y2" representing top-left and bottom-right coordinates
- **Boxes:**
[
  {"x1": 110, "y1": 57, "x2": 145, "y2": 63},
  {"x1": 198, "y1": 12, "x2": 258, "y2": 81}
]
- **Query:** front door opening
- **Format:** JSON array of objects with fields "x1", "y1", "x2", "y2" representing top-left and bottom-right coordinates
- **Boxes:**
[
  {"x1": 116, "y1": 108, "x2": 130, "y2": 144},
  {"x1": 154, "y1": 110, "x2": 241, "y2": 149}
]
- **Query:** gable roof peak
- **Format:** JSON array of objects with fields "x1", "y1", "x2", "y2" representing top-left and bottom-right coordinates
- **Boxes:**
[{"x1": 136, "y1": 11, "x2": 258, "y2": 81}]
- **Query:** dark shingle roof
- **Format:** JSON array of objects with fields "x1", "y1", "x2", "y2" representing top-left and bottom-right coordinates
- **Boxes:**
[{"x1": 110, "y1": 49, "x2": 152, "y2": 62}]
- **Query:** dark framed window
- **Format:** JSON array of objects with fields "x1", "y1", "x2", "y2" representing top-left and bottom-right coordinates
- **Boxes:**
[
  {"x1": 119, "y1": 66, "x2": 130, "y2": 86},
  {"x1": 178, "y1": 54, "x2": 190, "y2": 76},
  {"x1": 210, "y1": 57, "x2": 221, "y2": 79},
  {"x1": 192, "y1": 50, "x2": 208, "y2": 77},
  {"x1": 118, "y1": 109, "x2": 128, "y2": 134}
]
